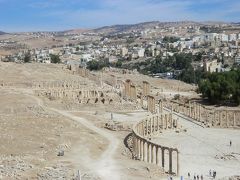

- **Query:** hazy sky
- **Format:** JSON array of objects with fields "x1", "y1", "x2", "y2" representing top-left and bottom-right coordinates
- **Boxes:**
[{"x1": 0, "y1": 0, "x2": 240, "y2": 32}]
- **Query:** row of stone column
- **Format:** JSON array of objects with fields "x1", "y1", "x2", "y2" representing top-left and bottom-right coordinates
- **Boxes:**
[
  {"x1": 168, "y1": 101, "x2": 240, "y2": 129},
  {"x1": 34, "y1": 81, "x2": 87, "y2": 89},
  {"x1": 36, "y1": 90, "x2": 101, "y2": 100},
  {"x1": 147, "y1": 96, "x2": 156, "y2": 113},
  {"x1": 137, "y1": 114, "x2": 178, "y2": 137},
  {"x1": 212, "y1": 110, "x2": 239, "y2": 128},
  {"x1": 143, "y1": 81, "x2": 150, "y2": 96},
  {"x1": 133, "y1": 113, "x2": 180, "y2": 176},
  {"x1": 133, "y1": 138, "x2": 179, "y2": 175},
  {"x1": 166, "y1": 101, "x2": 202, "y2": 122},
  {"x1": 124, "y1": 79, "x2": 137, "y2": 101}
]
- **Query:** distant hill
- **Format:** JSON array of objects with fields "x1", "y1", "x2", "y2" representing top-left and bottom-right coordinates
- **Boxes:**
[
  {"x1": 91, "y1": 21, "x2": 204, "y2": 35},
  {"x1": 0, "y1": 31, "x2": 6, "y2": 35},
  {"x1": 62, "y1": 29, "x2": 89, "y2": 34}
]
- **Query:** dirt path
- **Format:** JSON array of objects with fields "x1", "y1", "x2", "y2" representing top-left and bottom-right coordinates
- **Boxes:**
[
  {"x1": 24, "y1": 91, "x2": 121, "y2": 180},
  {"x1": 51, "y1": 109, "x2": 121, "y2": 180}
]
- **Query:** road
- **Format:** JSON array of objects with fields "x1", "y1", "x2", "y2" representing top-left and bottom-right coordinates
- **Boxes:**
[{"x1": 26, "y1": 91, "x2": 121, "y2": 180}]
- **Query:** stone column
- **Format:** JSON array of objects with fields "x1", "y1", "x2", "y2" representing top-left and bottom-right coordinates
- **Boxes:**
[
  {"x1": 169, "y1": 149, "x2": 173, "y2": 174},
  {"x1": 233, "y1": 112, "x2": 236, "y2": 127},
  {"x1": 140, "y1": 94, "x2": 143, "y2": 107},
  {"x1": 219, "y1": 111, "x2": 222, "y2": 127},
  {"x1": 147, "y1": 143, "x2": 151, "y2": 163},
  {"x1": 159, "y1": 100, "x2": 163, "y2": 114},
  {"x1": 189, "y1": 102, "x2": 191, "y2": 117},
  {"x1": 143, "y1": 141, "x2": 146, "y2": 162},
  {"x1": 177, "y1": 151, "x2": 179, "y2": 176},
  {"x1": 151, "y1": 145, "x2": 154, "y2": 163},
  {"x1": 156, "y1": 146, "x2": 159, "y2": 165},
  {"x1": 226, "y1": 111, "x2": 229, "y2": 127},
  {"x1": 157, "y1": 115, "x2": 160, "y2": 133},
  {"x1": 149, "y1": 118, "x2": 152, "y2": 134},
  {"x1": 138, "y1": 139, "x2": 141, "y2": 159},
  {"x1": 140, "y1": 140, "x2": 143, "y2": 161},
  {"x1": 165, "y1": 114, "x2": 168, "y2": 129},
  {"x1": 161, "y1": 148, "x2": 165, "y2": 168},
  {"x1": 146, "y1": 119, "x2": 148, "y2": 136},
  {"x1": 199, "y1": 105, "x2": 201, "y2": 122}
]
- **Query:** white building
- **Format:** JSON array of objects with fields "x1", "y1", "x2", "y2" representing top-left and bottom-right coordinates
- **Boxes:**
[
  {"x1": 229, "y1": 34, "x2": 237, "y2": 41},
  {"x1": 235, "y1": 56, "x2": 240, "y2": 65},
  {"x1": 121, "y1": 47, "x2": 128, "y2": 57},
  {"x1": 219, "y1": 34, "x2": 229, "y2": 42},
  {"x1": 137, "y1": 48, "x2": 145, "y2": 58}
]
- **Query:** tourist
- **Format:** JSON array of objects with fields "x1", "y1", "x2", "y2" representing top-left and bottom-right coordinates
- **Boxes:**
[
  {"x1": 194, "y1": 175, "x2": 196, "y2": 180},
  {"x1": 197, "y1": 175, "x2": 199, "y2": 180},
  {"x1": 230, "y1": 140, "x2": 232, "y2": 147},
  {"x1": 209, "y1": 169, "x2": 212, "y2": 176},
  {"x1": 213, "y1": 171, "x2": 216, "y2": 179},
  {"x1": 200, "y1": 175, "x2": 203, "y2": 180},
  {"x1": 188, "y1": 172, "x2": 190, "y2": 179}
]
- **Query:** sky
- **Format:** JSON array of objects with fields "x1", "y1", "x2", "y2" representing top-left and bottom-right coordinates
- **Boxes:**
[{"x1": 0, "y1": 0, "x2": 240, "y2": 32}]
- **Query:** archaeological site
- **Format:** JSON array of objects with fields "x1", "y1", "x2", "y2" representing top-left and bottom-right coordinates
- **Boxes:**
[{"x1": 0, "y1": 62, "x2": 239, "y2": 180}]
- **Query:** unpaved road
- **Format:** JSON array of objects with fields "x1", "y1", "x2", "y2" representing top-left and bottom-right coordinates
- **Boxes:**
[{"x1": 26, "y1": 91, "x2": 121, "y2": 180}]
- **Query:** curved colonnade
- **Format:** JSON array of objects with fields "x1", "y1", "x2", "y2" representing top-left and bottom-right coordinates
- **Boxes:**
[{"x1": 132, "y1": 114, "x2": 179, "y2": 176}]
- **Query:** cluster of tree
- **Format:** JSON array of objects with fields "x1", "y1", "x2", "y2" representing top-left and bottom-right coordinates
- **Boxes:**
[
  {"x1": 134, "y1": 53, "x2": 207, "y2": 84},
  {"x1": 198, "y1": 69, "x2": 240, "y2": 105},
  {"x1": 24, "y1": 52, "x2": 31, "y2": 63},
  {"x1": 87, "y1": 59, "x2": 110, "y2": 71},
  {"x1": 50, "y1": 54, "x2": 61, "y2": 64},
  {"x1": 162, "y1": 36, "x2": 180, "y2": 43}
]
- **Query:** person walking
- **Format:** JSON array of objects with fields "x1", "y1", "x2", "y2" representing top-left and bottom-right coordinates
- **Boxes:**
[{"x1": 230, "y1": 140, "x2": 232, "y2": 147}]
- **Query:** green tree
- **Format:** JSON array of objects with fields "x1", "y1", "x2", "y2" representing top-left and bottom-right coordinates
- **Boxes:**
[
  {"x1": 50, "y1": 54, "x2": 61, "y2": 64},
  {"x1": 198, "y1": 69, "x2": 240, "y2": 105},
  {"x1": 23, "y1": 52, "x2": 31, "y2": 63}
]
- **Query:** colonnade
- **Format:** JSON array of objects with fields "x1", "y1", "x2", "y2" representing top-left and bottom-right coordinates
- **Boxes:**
[
  {"x1": 143, "y1": 81, "x2": 150, "y2": 96},
  {"x1": 148, "y1": 95, "x2": 156, "y2": 113},
  {"x1": 33, "y1": 80, "x2": 87, "y2": 89},
  {"x1": 36, "y1": 89, "x2": 107, "y2": 104},
  {"x1": 212, "y1": 110, "x2": 240, "y2": 128},
  {"x1": 124, "y1": 79, "x2": 137, "y2": 101},
  {"x1": 165, "y1": 101, "x2": 240, "y2": 129},
  {"x1": 68, "y1": 65, "x2": 89, "y2": 77},
  {"x1": 132, "y1": 114, "x2": 179, "y2": 175}
]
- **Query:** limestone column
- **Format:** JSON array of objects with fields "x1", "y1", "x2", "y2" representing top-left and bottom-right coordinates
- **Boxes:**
[
  {"x1": 189, "y1": 102, "x2": 191, "y2": 117},
  {"x1": 156, "y1": 146, "x2": 159, "y2": 165},
  {"x1": 169, "y1": 149, "x2": 173, "y2": 174},
  {"x1": 177, "y1": 151, "x2": 179, "y2": 176},
  {"x1": 157, "y1": 115, "x2": 160, "y2": 133},
  {"x1": 140, "y1": 140, "x2": 143, "y2": 161},
  {"x1": 137, "y1": 139, "x2": 141, "y2": 160},
  {"x1": 143, "y1": 141, "x2": 146, "y2": 162},
  {"x1": 165, "y1": 114, "x2": 168, "y2": 129},
  {"x1": 147, "y1": 143, "x2": 151, "y2": 163},
  {"x1": 146, "y1": 119, "x2": 148, "y2": 136},
  {"x1": 199, "y1": 105, "x2": 201, "y2": 122},
  {"x1": 151, "y1": 145, "x2": 154, "y2": 163},
  {"x1": 161, "y1": 148, "x2": 165, "y2": 168},
  {"x1": 233, "y1": 112, "x2": 236, "y2": 127},
  {"x1": 219, "y1": 111, "x2": 222, "y2": 127},
  {"x1": 140, "y1": 94, "x2": 143, "y2": 108},
  {"x1": 226, "y1": 111, "x2": 229, "y2": 127}
]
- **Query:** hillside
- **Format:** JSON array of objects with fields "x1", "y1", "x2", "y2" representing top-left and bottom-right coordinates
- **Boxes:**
[{"x1": 0, "y1": 31, "x2": 6, "y2": 35}]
